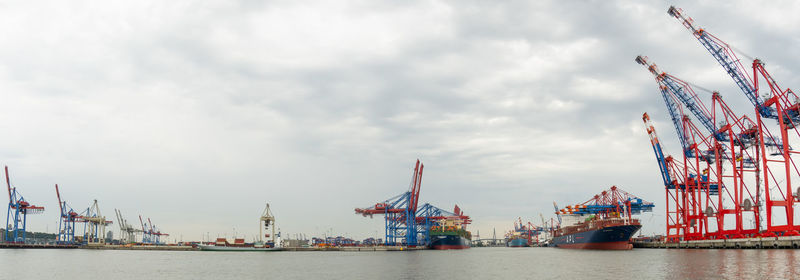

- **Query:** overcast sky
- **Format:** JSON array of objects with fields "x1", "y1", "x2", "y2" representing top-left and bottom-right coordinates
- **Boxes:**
[{"x1": 1, "y1": 0, "x2": 799, "y2": 242}]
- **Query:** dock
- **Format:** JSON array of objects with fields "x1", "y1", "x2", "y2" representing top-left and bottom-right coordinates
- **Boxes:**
[
  {"x1": 634, "y1": 236, "x2": 800, "y2": 249},
  {"x1": 0, "y1": 243, "x2": 79, "y2": 249},
  {"x1": 281, "y1": 246, "x2": 425, "y2": 251},
  {"x1": 0, "y1": 243, "x2": 431, "y2": 251},
  {"x1": 85, "y1": 244, "x2": 197, "y2": 251}
]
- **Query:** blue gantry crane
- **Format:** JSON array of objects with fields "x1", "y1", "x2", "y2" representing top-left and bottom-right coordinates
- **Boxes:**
[
  {"x1": 4, "y1": 166, "x2": 44, "y2": 243},
  {"x1": 355, "y1": 160, "x2": 470, "y2": 247},
  {"x1": 355, "y1": 160, "x2": 424, "y2": 246},
  {"x1": 55, "y1": 184, "x2": 82, "y2": 245},
  {"x1": 668, "y1": 6, "x2": 779, "y2": 120}
]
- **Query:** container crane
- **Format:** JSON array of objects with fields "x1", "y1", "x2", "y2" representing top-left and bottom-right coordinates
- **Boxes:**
[
  {"x1": 643, "y1": 113, "x2": 688, "y2": 242},
  {"x1": 636, "y1": 55, "x2": 721, "y2": 141},
  {"x1": 635, "y1": 62, "x2": 718, "y2": 239},
  {"x1": 710, "y1": 93, "x2": 763, "y2": 237},
  {"x1": 4, "y1": 166, "x2": 44, "y2": 243},
  {"x1": 55, "y1": 184, "x2": 83, "y2": 245},
  {"x1": 139, "y1": 215, "x2": 151, "y2": 244},
  {"x1": 562, "y1": 186, "x2": 655, "y2": 220},
  {"x1": 148, "y1": 218, "x2": 157, "y2": 244},
  {"x1": 147, "y1": 218, "x2": 168, "y2": 244},
  {"x1": 114, "y1": 209, "x2": 140, "y2": 244},
  {"x1": 552, "y1": 202, "x2": 561, "y2": 227},
  {"x1": 636, "y1": 55, "x2": 783, "y2": 152},
  {"x1": 669, "y1": 5, "x2": 800, "y2": 236},
  {"x1": 539, "y1": 213, "x2": 552, "y2": 242},
  {"x1": 83, "y1": 200, "x2": 112, "y2": 244},
  {"x1": 355, "y1": 160, "x2": 424, "y2": 246},
  {"x1": 637, "y1": 57, "x2": 768, "y2": 239},
  {"x1": 667, "y1": 6, "x2": 787, "y2": 121}
]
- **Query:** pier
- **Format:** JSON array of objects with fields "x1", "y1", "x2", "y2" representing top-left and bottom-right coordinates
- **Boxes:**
[
  {"x1": 281, "y1": 246, "x2": 425, "y2": 252},
  {"x1": 0, "y1": 243, "x2": 78, "y2": 249},
  {"x1": 634, "y1": 236, "x2": 800, "y2": 249}
]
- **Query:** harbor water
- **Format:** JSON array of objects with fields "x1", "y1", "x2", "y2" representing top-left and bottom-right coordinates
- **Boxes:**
[{"x1": 1, "y1": 247, "x2": 798, "y2": 279}]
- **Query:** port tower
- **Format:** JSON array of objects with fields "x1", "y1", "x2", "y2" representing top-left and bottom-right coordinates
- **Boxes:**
[
  {"x1": 668, "y1": 6, "x2": 800, "y2": 236},
  {"x1": 259, "y1": 203, "x2": 276, "y2": 246},
  {"x1": 55, "y1": 184, "x2": 84, "y2": 244},
  {"x1": 355, "y1": 160, "x2": 424, "y2": 246},
  {"x1": 4, "y1": 166, "x2": 44, "y2": 243}
]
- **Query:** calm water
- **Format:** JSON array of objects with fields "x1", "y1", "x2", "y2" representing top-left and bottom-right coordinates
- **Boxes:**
[{"x1": 1, "y1": 247, "x2": 798, "y2": 279}]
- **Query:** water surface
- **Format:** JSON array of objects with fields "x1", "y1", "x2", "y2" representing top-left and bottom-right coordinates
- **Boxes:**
[{"x1": 1, "y1": 247, "x2": 797, "y2": 279}]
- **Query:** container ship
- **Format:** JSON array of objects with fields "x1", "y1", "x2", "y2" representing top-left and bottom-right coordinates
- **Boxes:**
[
  {"x1": 549, "y1": 186, "x2": 653, "y2": 250},
  {"x1": 550, "y1": 215, "x2": 641, "y2": 250},
  {"x1": 428, "y1": 216, "x2": 471, "y2": 250},
  {"x1": 506, "y1": 235, "x2": 530, "y2": 247},
  {"x1": 506, "y1": 218, "x2": 533, "y2": 247}
]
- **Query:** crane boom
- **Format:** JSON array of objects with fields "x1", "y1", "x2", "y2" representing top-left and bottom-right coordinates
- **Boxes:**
[
  {"x1": 667, "y1": 6, "x2": 775, "y2": 119},
  {"x1": 55, "y1": 184, "x2": 63, "y2": 214},
  {"x1": 636, "y1": 56, "x2": 720, "y2": 140},
  {"x1": 409, "y1": 161, "x2": 423, "y2": 213},
  {"x1": 643, "y1": 113, "x2": 674, "y2": 187},
  {"x1": 5, "y1": 166, "x2": 12, "y2": 202}
]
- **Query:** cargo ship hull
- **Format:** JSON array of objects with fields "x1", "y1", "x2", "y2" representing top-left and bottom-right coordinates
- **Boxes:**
[
  {"x1": 506, "y1": 238, "x2": 530, "y2": 247},
  {"x1": 550, "y1": 224, "x2": 641, "y2": 250},
  {"x1": 429, "y1": 235, "x2": 470, "y2": 250}
]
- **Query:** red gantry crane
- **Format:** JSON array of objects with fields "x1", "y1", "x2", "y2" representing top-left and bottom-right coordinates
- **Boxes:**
[
  {"x1": 643, "y1": 113, "x2": 688, "y2": 242},
  {"x1": 355, "y1": 160, "x2": 470, "y2": 247},
  {"x1": 637, "y1": 56, "x2": 770, "y2": 240},
  {"x1": 668, "y1": 5, "x2": 800, "y2": 236},
  {"x1": 635, "y1": 60, "x2": 718, "y2": 240}
]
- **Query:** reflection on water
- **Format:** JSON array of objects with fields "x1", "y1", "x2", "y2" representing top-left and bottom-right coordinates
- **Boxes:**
[
  {"x1": 666, "y1": 248, "x2": 800, "y2": 279},
  {"x1": 1, "y1": 247, "x2": 798, "y2": 279}
]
